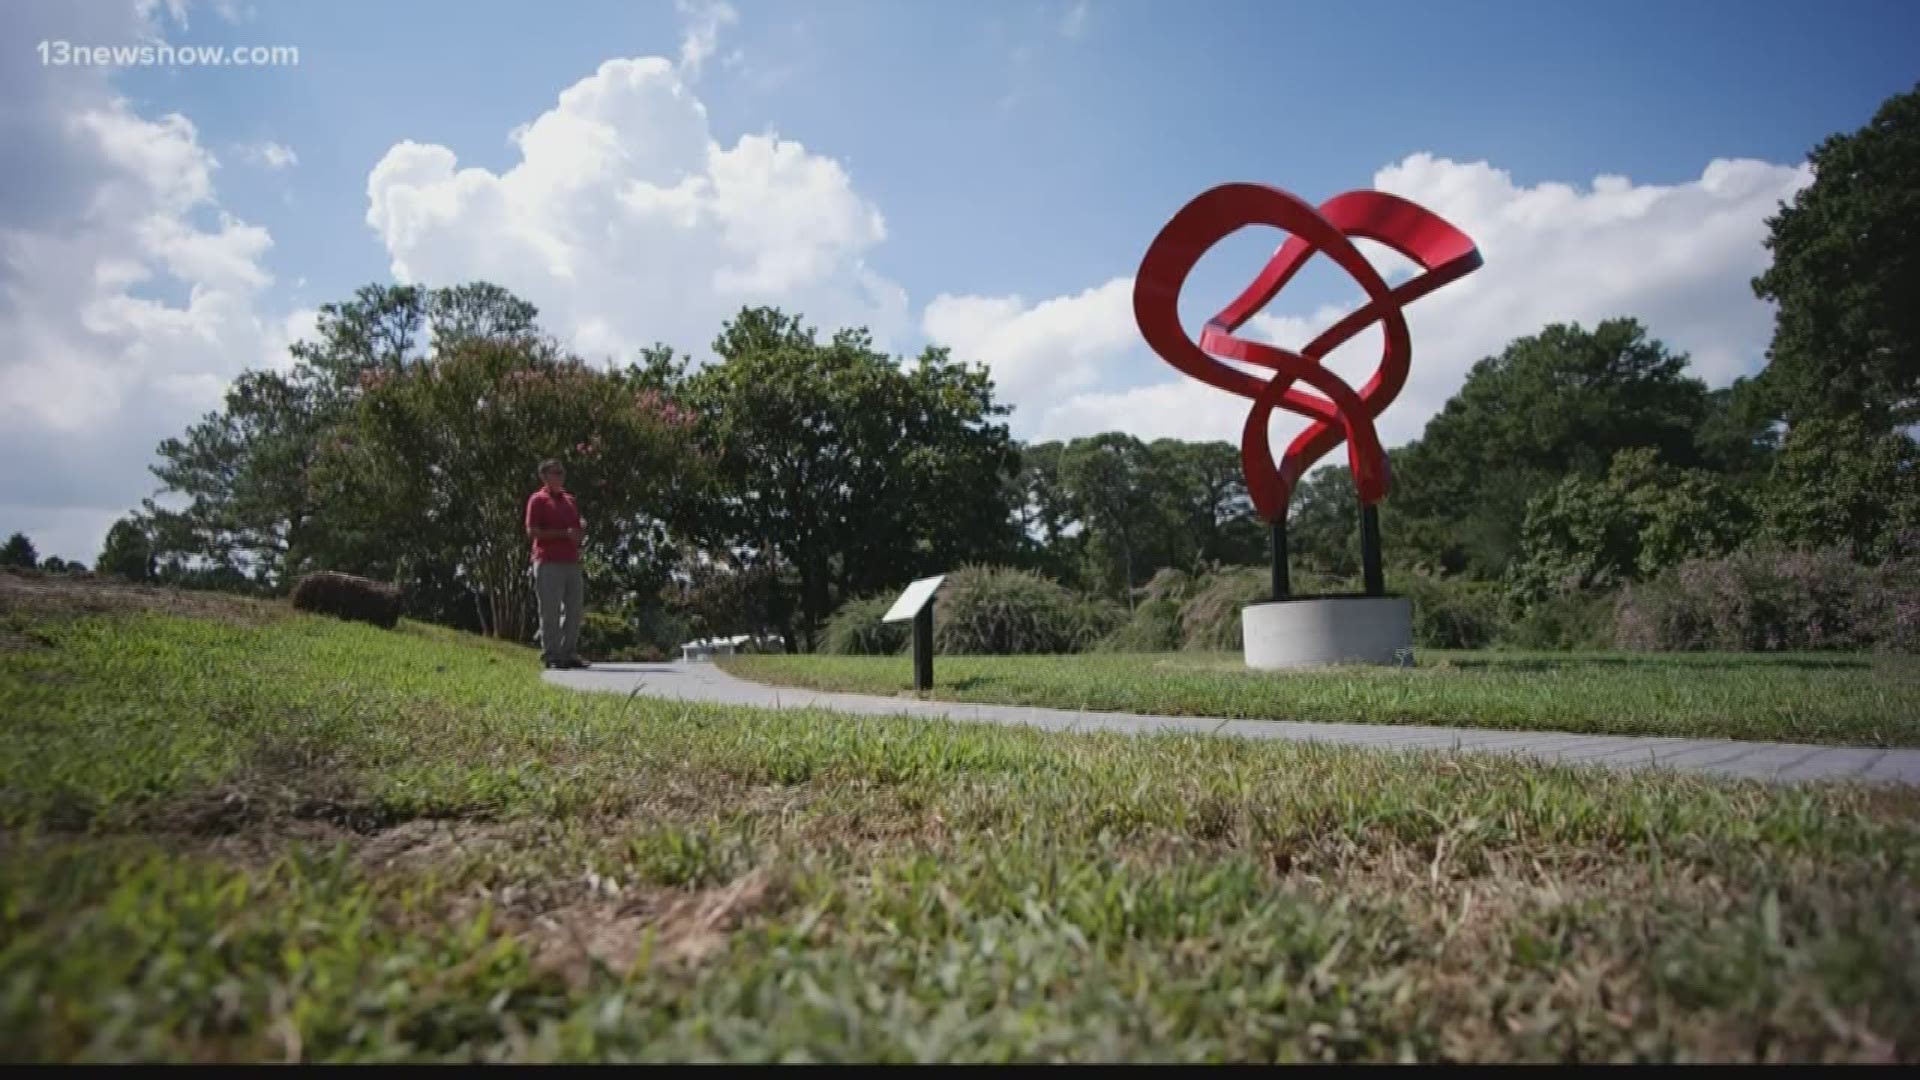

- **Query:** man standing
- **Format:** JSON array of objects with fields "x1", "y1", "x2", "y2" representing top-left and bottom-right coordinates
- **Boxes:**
[{"x1": 525, "y1": 459, "x2": 589, "y2": 670}]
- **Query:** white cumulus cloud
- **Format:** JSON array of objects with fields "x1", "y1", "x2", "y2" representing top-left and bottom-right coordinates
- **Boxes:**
[
  {"x1": 926, "y1": 153, "x2": 1811, "y2": 451},
  {"x1": 921, "y1": 278, "x2": 1134, "y2": 410},
  {"x1": 0, "y1": 0, "x2": 304, "y2": 562},
  {"x1": 240, "y1": 139, "x2": 298, "y2": 169},
  {"x1": 366, "y1": 55, "x2": 908, "y2": 364},
  {"x1": 675, "y1": 0, "x2": 739, "y2": 79}
]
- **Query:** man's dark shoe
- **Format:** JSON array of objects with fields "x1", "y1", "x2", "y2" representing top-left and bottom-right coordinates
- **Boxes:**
[
  {"x1": 542, "y1": 659, "x2": 560, "y2": 670},
  {"x1": 565, "y1": 657, "x2": 592, "y2": 670}
]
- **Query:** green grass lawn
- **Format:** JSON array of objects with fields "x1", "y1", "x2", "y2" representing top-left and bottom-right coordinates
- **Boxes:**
[
  {"x1": 720, "y1": 650, "x2": 1920, "y2": 748},
  {"x1": 3, "y1": 578, "x2": 1918, "y2": 1062}
]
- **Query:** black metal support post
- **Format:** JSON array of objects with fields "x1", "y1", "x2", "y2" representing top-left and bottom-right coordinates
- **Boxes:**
[
  {"x1": 912, "y1": 605, "x2": 934, "y2": 692},
  {"x1": 1270, "y1": 518, "x2": 1290, "y2": 601},
  {"x1": 1360, "y1": 503, "x2": 1385, "y2": 597}
]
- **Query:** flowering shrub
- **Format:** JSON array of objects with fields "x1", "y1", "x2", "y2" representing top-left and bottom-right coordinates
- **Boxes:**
[
  {"x1": 1614, "y1": 537, "x2": 1919, "y2": 652},
  {"x1": 321, "y1": 336, "x2": 706, "y2": 640},
  {"x1": 633, "y1": 388, "x2": 696, "y2": 430}
]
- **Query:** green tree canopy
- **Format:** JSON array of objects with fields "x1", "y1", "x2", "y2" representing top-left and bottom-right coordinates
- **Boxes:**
[
  {"x1": 1149, "y1": 439, "x2": 1265, "y2": 570},
  {"x1": 1757, "y1": 416, "x2": 1920, "y2": 563},
  {"x1": 148, "y1": 282, "x2": 540, "y2": 588},
  {"x1": 1288, "y1": 465, "x2": 1361, "y2": 578},
  {"x1": 1, "y1": 533, "x2": 38, "y2": 569},
  {"x1": 319, "y1": 333, "x2": 702, "y2": 639},
  {"x1": 663, "y1": 307, "x2": 1022, "y2": 649},
  {"x1": 1751, "y1": 83, "x2": 1920, "y2": 429},
  {"x1": 1058, "y1": 434, "x2": 1170, "y2": 604},
  {"x1": 1006, "y1": 440, "x2": 1085, "y2": 586},
  {"x1": 1391, "y1": 318, "x2": 1714, "y2": 576},
  {"x1": 1510, "y1": 448, "x2": 1751, "y2": 602}
]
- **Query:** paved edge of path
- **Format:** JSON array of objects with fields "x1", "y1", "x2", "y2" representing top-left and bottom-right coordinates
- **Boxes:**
[{"x1": 543, "y1": 661, "x2": 1920, "y2": 787}]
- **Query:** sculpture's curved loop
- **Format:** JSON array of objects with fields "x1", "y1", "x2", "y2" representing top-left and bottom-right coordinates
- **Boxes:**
[{"x1": 1132, "y1": 183, "x2": 1481, "y2": 523}]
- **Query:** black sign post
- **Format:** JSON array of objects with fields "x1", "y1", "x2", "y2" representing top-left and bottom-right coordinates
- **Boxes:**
[
  {"x1": 912, "y1": 606, "x2": 934, "y2": 691},
  {"x1": 882, "y1": 574, "x2": 946, "y2": 694},
  {"x1": 1360, "y1": 504, "x2": 1385, "y2": 597},
  {"x1": 1270, "y1": 518, "x2": 1290, "y2": 601}
]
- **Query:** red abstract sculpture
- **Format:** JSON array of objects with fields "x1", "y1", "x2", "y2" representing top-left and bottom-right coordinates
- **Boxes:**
[{"x1": 1133, "y1": 184, "x2": 1482, "y2": 597}]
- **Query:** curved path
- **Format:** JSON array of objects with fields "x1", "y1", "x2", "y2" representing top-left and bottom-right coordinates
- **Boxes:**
[{"x1": 547, "y1": 661, "x2": 1920, "y2": 786}]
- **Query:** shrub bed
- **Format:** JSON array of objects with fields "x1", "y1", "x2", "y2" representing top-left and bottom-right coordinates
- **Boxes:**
[
  {"x1": 934, "y1": 566, "x2": 1120, "y2": 655},
  {"x1": 1615, "y1": 540, "x2": 1920, "y2": 652},
  {"x1": 289, "y1": 571, "x2": 403, "y2": 630},
  {"x1": 822, "y1": 595, "x2": 910, "y2": 656}
]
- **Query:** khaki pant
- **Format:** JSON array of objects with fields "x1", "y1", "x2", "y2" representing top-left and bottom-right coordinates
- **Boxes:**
[{"x1": 534, "y1": 560, "x2": 584, "y2": 664}]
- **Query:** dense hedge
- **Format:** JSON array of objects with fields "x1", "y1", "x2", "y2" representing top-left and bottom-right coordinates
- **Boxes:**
[
  {"x1": 289, "y1": 571, "x2": 403, "y2": 630},
  {"x1": 934, "y1": 566, "x2": 1121, "y2": 655},
  {"x1": 578, "y1": 611, "x2": 635, "y2": 660},
  {"x1": 1175, "y1": 568, "x2": 1271, "y2": 651},
  {"x1": 1098, "y1": 598, "x2": 1183, "y2": 652},
  {"x1": 822, "y1": 595, "x2": 911, "y2": 656},
  {"x1": 1393, "y1": 572, "x2": 1505, "y2": 650},
  {"x1": 1614, "y1": 538, "x2": 1920, "y2": 652}
]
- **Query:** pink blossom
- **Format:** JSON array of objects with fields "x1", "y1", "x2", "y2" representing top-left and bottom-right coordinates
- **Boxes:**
[{"x1": 633, "y1": 389, "x2": 696, "y2": 430}]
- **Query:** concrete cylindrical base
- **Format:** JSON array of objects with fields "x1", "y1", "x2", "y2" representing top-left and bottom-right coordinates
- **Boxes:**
[{"x1": 1242, "y1": 596, "x2": 1414, "y2": 670}]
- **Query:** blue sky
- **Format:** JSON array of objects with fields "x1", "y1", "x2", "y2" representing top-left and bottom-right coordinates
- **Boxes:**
[
  {"x1": 120, "y1": 0, "x2": 1918, "y2": 332},
  {"x1": 4, "y1": 0, "x2": 1917, "y2": 560}
]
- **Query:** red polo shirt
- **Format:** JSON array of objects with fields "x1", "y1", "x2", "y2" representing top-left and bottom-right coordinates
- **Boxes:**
[{"x1": 525, "y1": 488, "x2": 582, "y2": 564}]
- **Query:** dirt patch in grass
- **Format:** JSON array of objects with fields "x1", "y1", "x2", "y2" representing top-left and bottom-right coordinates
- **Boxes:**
[
  {"x1": 0, "y1": 621, "x2": 44, "y2": 653},
  {"x1": 133, "y1": 754, "x2": 819, "y2": 991},
  {"x1": 1245, "y1": 830, "x2": 1911, "y2": 1063},
  {"x1": 0, "y1": 568, "x2": 283, "y2": 633},
  {"x1": 204, "y1": 808, "x2": 798, "y2": 991},
  {"x1": 518, "y1": 865, "x2": 790, "y2": 988}
]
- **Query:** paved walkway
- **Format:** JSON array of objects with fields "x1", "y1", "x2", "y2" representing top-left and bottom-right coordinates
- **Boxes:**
[{"x1": 546, "y1": 662, "x2": 1920, "y2": 786}]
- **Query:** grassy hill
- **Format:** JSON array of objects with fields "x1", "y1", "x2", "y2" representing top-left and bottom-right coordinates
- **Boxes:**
[{"x1": 2, "y1": 572, "x2": 1916, "y2": 1062}]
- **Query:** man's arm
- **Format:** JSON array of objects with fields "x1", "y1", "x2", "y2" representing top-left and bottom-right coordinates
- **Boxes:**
[
  {"x1": 525, "y1": 497, "x2": 568, "y2": 540},
  {"x1": 524, "y1": 496, "x2": 584, "y2": 541}
]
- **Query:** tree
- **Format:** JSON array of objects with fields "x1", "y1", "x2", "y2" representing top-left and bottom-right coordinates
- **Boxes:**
[
  {"x1": 1288, "y1": 465, "x2": 1361, "y2": 578},
  {"x1": 97, "y1": 517, "x2": 155, "y2": 580},
  {"x1": 1, "y1": 533, "x2": 37, "y2": 569},
  {"x1": 1390, "y1": 319, "x2": 1714, "y2": 577},
  {"x1": 1059, "y1": 434, "x2": 1172, "y2": 604},
  {"x1": 1509, "y1": 448, "x2": 1751, "y2": 602},
  {"x1": 148, "y1": 281, "x2": 542, "y2": 590},
  {"x1": 1006, "y1": 440, "x2": 1087, "y2": 585},
  {"x1": 665, "y1": 556, "x2": 787, "y2": 646},
  {"x1": 1694, "y1": 381, "x2": 1781, "y2": 478},
  {"x1": 1752, "y1": 84, "x2": 1920, "y2": 429},
  {"x1": 668, "y1": 308, "x2": 1022, "y2": 649},
  {"x1": 319, "y1": 333, "x2": 702, "y2": 640},
  {"x1": 1150, "y1": 439, "x2": 1264, "y2": 568},
  {"x1": 1757, "y1": 416, "x2": 1920, "y2": 563},
  {"x1": 426, "y1": 281, "x2": 538, "y2": 345},
  {"x1": 148, "y1": 366, "x2": 334, "y2": 584}
]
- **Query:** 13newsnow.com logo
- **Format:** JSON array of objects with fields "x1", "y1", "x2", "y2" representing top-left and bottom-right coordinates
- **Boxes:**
[{"x1": 38, "y1": 40, "x2": 301, "y2": 68}]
